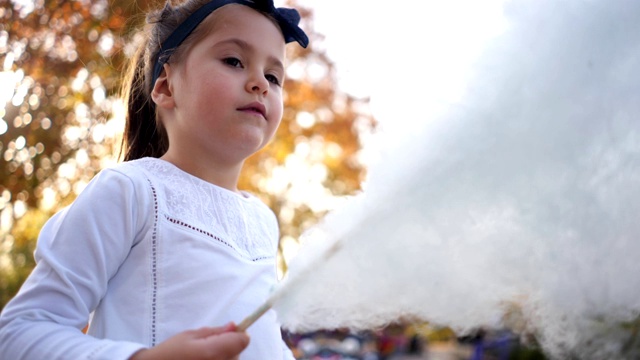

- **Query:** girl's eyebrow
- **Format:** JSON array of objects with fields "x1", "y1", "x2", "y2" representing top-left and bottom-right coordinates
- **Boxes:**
[{"x1": 216, "y1": 38, "x2": 284, "y2": 72}]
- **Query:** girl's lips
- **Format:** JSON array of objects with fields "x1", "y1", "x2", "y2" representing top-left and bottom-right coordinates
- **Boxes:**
[{"x1": 238, "y1": 102, "x2": 266, "y2": 119}]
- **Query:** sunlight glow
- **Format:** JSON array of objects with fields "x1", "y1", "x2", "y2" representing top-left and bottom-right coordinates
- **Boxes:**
[
  {"x1": 97, "y1": 31, "x2": 115, "y2": 57},
  {"x1": 40, "y1": 187, "x2": 57, "y2": 211},
  {"x1": 72, "y1": 68, "x2": 89, "y2": 92},
  {"x1": 300, "y1": 0, "x2": 508, "y2": 144},
  {"x1": 295, "y1": 111, "x2": 315, "y2": 129},
  {"x1": 13, "y1": 200, "x2": 26, "y2": 219},
  {"x1": 11, "y1": 0, "x2": 36, "y2": 18},
  {"x1": 281, "y1": 235, "x2": 300, "y2": 266},
  {"x1": 3, "y1": 52, "x2": 14, "y2": 71},
  {"x1": 0, "y1": 207, "x2": 12, "y2": 233}
]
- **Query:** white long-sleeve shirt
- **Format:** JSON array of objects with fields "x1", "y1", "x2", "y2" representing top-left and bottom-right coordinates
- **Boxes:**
[{"x1": 0, "y1": 158, "x2": 294, "y2": 360}]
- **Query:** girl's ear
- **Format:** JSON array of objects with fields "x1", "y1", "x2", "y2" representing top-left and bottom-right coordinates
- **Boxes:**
[{"x1": 151, "y1": 64, "x2": 175, "y2": 109}]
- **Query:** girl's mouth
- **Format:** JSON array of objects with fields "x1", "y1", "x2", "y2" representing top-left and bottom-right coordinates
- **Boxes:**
[{"x1": 238, "y1": 102, "x2": 266, "y2": 119}]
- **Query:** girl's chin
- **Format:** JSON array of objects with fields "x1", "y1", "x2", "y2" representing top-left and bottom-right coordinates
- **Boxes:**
[
  {"x1": 238, "y1": 129, "x2": 275, "y2": 151},
  {"x1": 231, "y1": 135, "x2": 271, "y2": 157}
]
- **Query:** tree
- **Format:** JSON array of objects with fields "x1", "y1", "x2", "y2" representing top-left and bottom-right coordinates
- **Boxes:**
[{"x1": 0, "y1": 0, "x2": 374, "y2": 309}]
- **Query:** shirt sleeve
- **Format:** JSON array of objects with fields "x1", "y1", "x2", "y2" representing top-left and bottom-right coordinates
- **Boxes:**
[{"x1": 0, "y1": 167, "x2": 150, "y2": 360}]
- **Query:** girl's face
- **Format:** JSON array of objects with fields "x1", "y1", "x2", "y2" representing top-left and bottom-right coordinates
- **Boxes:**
[{"x1": 159, "y1": 4, "x2": 286, "y2": 166}]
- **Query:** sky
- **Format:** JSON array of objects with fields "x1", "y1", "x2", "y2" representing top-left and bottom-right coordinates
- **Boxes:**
[{"x1": 291, "y1": 0, "x2": 508, "y2": 142}]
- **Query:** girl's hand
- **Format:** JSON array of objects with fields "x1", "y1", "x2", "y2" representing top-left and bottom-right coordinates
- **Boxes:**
[{"x1": 130, "y1": 323, "x2": 249, "y2": 360}]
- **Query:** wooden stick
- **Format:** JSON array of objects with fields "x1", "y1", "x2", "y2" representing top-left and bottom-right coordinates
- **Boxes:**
[
  {"x1": 235, "y1": 239, "x2": 344, "y2": 331},
  {"x1": 236, "y1": 299, "x2": 274, "y2": 332}
]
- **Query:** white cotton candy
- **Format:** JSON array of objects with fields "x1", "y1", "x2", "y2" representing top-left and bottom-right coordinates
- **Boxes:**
[{"x1": 273, "y1": 1, "x2": 640, "y2": 359}]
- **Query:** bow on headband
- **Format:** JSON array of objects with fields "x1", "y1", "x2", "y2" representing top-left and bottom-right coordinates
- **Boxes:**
[{"x1": 152, "y1": 0, "x2": 309, "y2": 87}]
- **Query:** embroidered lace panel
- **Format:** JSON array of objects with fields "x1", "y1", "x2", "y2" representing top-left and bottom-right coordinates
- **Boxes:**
[{"x1": 136, "y1": 158, "x2": 278, "y2": 261}]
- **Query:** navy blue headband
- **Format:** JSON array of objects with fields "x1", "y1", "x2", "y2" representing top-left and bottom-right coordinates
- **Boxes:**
[{"x1": 152, "y1": 0, "x2": 309, "y2": 87}]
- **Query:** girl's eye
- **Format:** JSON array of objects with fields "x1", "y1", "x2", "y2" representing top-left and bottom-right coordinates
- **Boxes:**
[
  {"x1": 223, "y1": 57, "x2": 243, "y2": 68},
  {"x1": 266, "y1": 74, "x2": 281, "y2": 86}
]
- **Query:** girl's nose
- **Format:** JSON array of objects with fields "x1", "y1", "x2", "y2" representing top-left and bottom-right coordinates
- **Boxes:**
[{"x1": 246, "y1": 71, "x2": 269, "y2": 95}]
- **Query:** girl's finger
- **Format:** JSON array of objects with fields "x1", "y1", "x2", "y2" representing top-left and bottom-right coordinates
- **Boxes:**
[
  {"x1": 190, "y1": 323, "x2": 235, "y2": 338},
  {"x1": 204, "y1": 331, "x2": 250, "y2": 358}
]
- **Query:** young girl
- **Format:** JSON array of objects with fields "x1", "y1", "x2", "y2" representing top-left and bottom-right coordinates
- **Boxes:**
[{"x1": 0, "y1": 0, "x2": 308, "y2": 359}]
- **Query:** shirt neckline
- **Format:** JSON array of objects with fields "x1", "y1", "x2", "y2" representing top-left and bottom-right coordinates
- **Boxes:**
[{"x1": 143, "y1": 157, "x2": 255, "y2": 201}]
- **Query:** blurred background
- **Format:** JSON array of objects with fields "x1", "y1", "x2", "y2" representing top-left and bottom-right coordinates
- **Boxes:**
[
  {"x1": 0, "y1": 0, "x2": 373, "y2": 298},
  {"x1": 0, "y1": 1, "x2": 550, "y2": 358}
]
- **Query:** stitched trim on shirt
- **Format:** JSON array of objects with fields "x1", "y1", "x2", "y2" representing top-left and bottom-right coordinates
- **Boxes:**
[
  {"x1": 252, "y1": 256, "x2": 271, "y2": 262},
  {"x1": 148, "y1": 179, "x2": 159, "y2": 346},
  {"x1": 165, "y1": 215, "x2": 235, "y2": 249},
  {"x1": 164, "y1": 215, "x2": 273, "y2": 262}
]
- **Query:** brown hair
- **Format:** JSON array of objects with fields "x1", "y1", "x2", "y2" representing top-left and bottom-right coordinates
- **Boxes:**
[{"x1": 120, "y1": 0, "x2": 218, "y2": 161}]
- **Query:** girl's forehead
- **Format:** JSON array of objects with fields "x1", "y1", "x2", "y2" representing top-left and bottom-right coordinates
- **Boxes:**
[
  {"x1": 201, "y1": 5, "x2": 286, "y2": 52},
  {"x1": 207, "y1": 5, "x2": 281, "y2": 35},
  {"x1": 152, "y1": 0, "x2": 306, "y2": 85}
]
